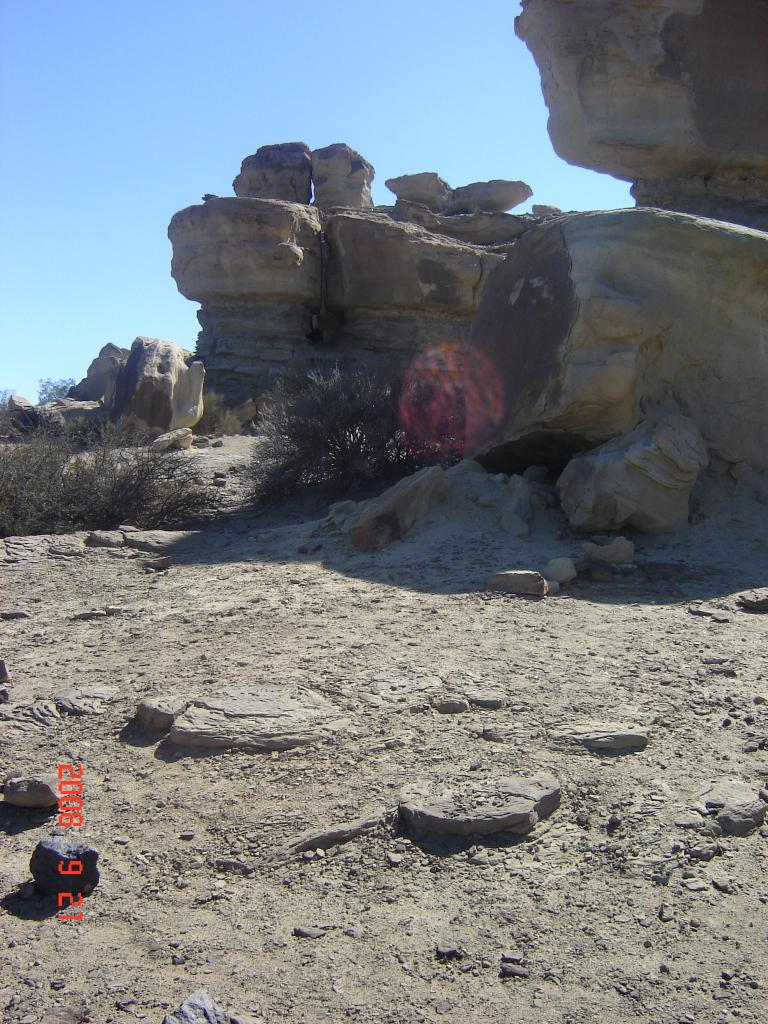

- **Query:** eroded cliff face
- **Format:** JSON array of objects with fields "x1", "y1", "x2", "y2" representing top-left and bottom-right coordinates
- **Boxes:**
[
  {"x1": 168, "y1": 143, "x2": 542, "y2": 403},
  {"x1": 169, "y1": 198, "x2": 503, "y2": 403},
  {"x1": 516, "y1": 0, "x2": 768, "y2": 229}
]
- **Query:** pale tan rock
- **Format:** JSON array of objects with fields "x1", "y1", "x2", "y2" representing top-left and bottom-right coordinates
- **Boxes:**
[
  {"x1": 151, "y1": 427, "x2": 194, "y2": 451},
  {"x1": 559, "y1": 417, "x2": 708, "y2": 533},
  {"x1": 446, "y1": 180, "x2": 533, "y2": 215},
  {"x1": 532, "y1": 204, "x2": 562, "y2": 218},
  {"x1": 553, "y1": 723, "x2": 650, "y2": 753},
  {"x1": 486, "y1": 570, "x2": 548, "y2": 597},
  {"x1": 111, "y1": 338, "x2": 204, "y2": 432},
  {"x1": 545, "y1": 557, "x2": 577, "y2": 584},
  {"x1": 69, "y1": 342, "x2": 129, "y2": 404},
  {"x1": 385, "y1": 172, "x2": 452, "y2": 212},
  {"x1": 468, "y1": 209, "x2": 768, "y2": 475},
  {"x1": 135, "y1": 693, "x2": 189, "y2": 731},
  {"x1": 391, "y1": 199, "x2": 531, "y2": 245},
  {"x1": 233, "y1": 142, "x2": 312, "y2": 203},
  {"x1": 516, "y1": 0, "x2": 768, "y2": 229},
  {"x1": 400, "y1": 774, "x2": 560, "y2": 837},
  {"x1": 168, "y1": 685, "x2": 349, "y2": 752},
  {"x1": 311, "y1": 143, "x2": 374, "y2": 210},
  {"x1": 3, "y1": 774, "x2": 59, "y2": 808},
  {"x1": 325, "y1": 211, "x2": 503, "y2": 352},
  {"x1": 346, "y1": 466, "x2": 449, "y2": 551},
  {"x1": 86, "y1": 530, "x2": 125, "y2": 548},
  {"x1": 122, "y1": 529, "x2": 193, "y2": 553},
  {"x1": 582, "y1": 537, "x2": 635, "y2": 565},
  {"x1": 695, "y1": 780, "x2": 766, "y2": 837}
]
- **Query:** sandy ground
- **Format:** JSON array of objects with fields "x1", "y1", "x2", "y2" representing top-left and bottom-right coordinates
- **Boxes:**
[{"x1": 1, "y1": 437, "x2": 767, "y2": 1024}]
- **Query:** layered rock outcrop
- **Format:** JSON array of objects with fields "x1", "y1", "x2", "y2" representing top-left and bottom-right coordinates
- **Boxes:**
[
  {"x1": 168, "y1": 144, "x2": 528, "y2": 402},
  {"x1": 516, "y1": 0, "x2": 768, "y2": 229},
  {"x1": 232, "y1": 142, "x2": 312, "y2": 203},
  {"x1": 467, "y1": 208, "x2": 768, "y2": 484}
]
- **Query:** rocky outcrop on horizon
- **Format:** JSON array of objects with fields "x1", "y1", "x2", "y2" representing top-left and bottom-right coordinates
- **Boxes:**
[
  {"x1": 516, "y1": 0, "x2": 768, "y2": 229},
  {"x1": 168, "y1": 144, "x2": 541, "y2": 403}
]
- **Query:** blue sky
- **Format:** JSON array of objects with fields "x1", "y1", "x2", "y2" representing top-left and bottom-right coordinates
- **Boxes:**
[{"x1": 0, "y1": 0, "x2": 632, "y2": 402}]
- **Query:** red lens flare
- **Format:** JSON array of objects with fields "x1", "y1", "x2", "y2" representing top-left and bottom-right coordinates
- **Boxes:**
[{"x1": 398, "y1": 341, "x2": 505, "y2": 459}]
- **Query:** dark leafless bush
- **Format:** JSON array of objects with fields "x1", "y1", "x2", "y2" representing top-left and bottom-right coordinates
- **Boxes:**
[
  {"x1": 247, "y1": 364, "x2": 463, "y2": 504},
  {"x1": 0, "y1": 423, "x2": 214, "y2": 538}
]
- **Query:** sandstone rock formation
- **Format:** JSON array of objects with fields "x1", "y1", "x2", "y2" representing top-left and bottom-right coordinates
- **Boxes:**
[
  {"x1": 558, "y1": 416, "x2": 708, "y2": 533},
  {"x1": 232, "y1": 142, "x2": 312, "y2": 203},
  {"x1": 467, "y1": 209, "x2": 768, "y2": 477},
  {"x1": 516, "y1": 0, "x2": 768, "y2": 229},
  {"x1": 345, "y1": 465, "x2": 449, "y2": 551},
  {"x1": 390, "y1": 200, "x2": 531, "y2": 246},
  {"x1": 385, "y1": 171, "x2": 452, "y2": 212},
  {"x1": 170, "y1": 200, "x2": 502, "y2": 401},
  {"x1": 69, "y1": 343, "x2": 129, "y2": 404},
  {"x1": 111, "y1": 337, "x2": 205, "y2": 432},
  {"x1": 167, "y1": 685, "x2": 349, "y2": 752},
  {"x1": 311, "y1": 143, "x2": 374, "y2": 210},
  {"x1": 445, "y1": 179, "x2": 533, "y2": 215},
  {"x1": 323, "y1": 212, "x2": 503, "y2": 347}
]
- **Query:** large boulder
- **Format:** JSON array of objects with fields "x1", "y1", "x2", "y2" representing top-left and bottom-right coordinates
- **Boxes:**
[
  {"x1": 68, "y1": 343, "x2": 129, "y2": 404},
  {"x1": 111, "y1": 338, "x2": 204, "y2": 432},
  {"x1": 557, "y1": 416, "x2": 709, "y2": 533},
  {"x1": 467, "y1": 209, "x2": 768, "y2": 476},
  {"x1": 232, "y1": 142, "x2": 312, "y2": 203},
  {"x1": 311, "y1": 143, "x2": 374, "y2": 210},
  {"x1": 385, "y1": 172, "x2": 453, "y2": 212},
  {"x1": 516, "y1": 0, "x2": 768, "y2": 229},
  {"x1": 445, "y1": 179, "x2": 533, "y2": 215}
]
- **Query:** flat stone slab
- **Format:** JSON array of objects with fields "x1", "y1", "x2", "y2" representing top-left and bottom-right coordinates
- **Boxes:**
[
  {"x1": 54, "y1": 685, "x2": 116, "y2": 716},
  {"x1": 399, "y1": 774, "x2": 560, "y2": 837},
  {"x1": 552, "y1": 722, "x2": 649, "y2": 752},
  {"x1": 737, "y1": 589, "x2": 768, "y2": 612},
  {"x1": 122, "y1": 530, "x2": 194, "y2": 553},
  {"x1": 86, "y1": 530, "x2": 126, "y2": 548},
  {"x1": 486, "y1": 570, "x2": 548, "y2": 597},
  {"x1": 168, "y1": 685, "x2": 349, "y2": 752},
  {"x1": 695, "y1": 779, "x2": 767, "y2": 837}
]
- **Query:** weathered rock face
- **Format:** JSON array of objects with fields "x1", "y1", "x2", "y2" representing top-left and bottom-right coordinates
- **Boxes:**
[
  {"x1": 111, "y1": 337, "x2": 205, "y2": 432},
  {"x1": 391, "y1": 200, "x2": 532, "y2": 246},
  {"x1": 467, "y1": 209, "x2": 768, "y2": 475},
  {"x1": 558, "y1": 416, "x2": 708, "y2": 533},
  {"x1": 445, "y1": 179, "x2": 533, "y2": 215},
  {"x1": 170, "y1": 199, "x2": 502, "y2": 401},
  {"x1": 311, "y1": 143, "x2": 374, "y2": 210},
  {"x1": 516, "y1": 0, "x2": 768, "y2": 229},
  {"x1": 232, "y1": 142, "x2": 312, "y2": 203},
  {"x1": 68, "y1": 343, "x2": 129, "y2": 404},
  {"x1": 385, "y1": 172, "x2": 453, "y2": 212},
  {"x1": 324, "y1": 211, "x2": 503, "y2": 349},
  {"x1": 169, "y1": 198, "x2": 322, "y2": 400}
]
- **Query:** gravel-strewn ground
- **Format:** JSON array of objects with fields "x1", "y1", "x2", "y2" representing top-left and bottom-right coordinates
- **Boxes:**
[{"x1": 1, "y1": 438, "x2": 767, "y2": 1024}]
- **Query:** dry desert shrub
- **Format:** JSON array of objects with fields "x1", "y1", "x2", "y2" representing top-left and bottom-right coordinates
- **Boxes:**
[
  {"x1": 247, "y1": 364, "x2": 462, "y2": 504},
  {"x1": 194, "y1": 390, "x2": 251, "y2": 436},
  {"x1": 0, "y1": 423, "x2": 214, "y2": 537}
]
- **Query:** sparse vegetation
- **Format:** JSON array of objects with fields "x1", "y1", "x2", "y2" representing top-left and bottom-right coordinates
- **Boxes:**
[
  {"x1": 247, "y1": 364, "x2": 463, "y2": 504},
  {"x1": 194, "y1": 389, "x2": 251, "y2": 436},
  {"x1": 0, "y1": 423, "x2": 214, "y2": 538},
  {"x1": 37, "y1": 377, "x2": 77, "y2": 404}
]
